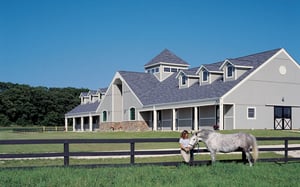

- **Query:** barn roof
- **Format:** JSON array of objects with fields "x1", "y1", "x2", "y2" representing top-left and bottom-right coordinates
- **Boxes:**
[
  {"x1": 120, "y1": 48, "x2": 281, "y2": 106},
  {"x1": 65, "y1": 101, "x2": 100, "y2": 116}
]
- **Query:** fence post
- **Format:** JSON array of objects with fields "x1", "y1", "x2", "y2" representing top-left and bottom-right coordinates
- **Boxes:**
[
  {"x1": 64, "y1": 141, "x2": 69, "y2": 166},
  {"x1": 284, "y1": 139, "x2": 288, "y2": 163},
  {"x1": 130, "y1": 142, "x2": 135, "y2": 164}
]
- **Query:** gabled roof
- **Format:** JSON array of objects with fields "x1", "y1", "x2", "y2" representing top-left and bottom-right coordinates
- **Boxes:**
[
  {"x1": 144, "y1": 49, "x2": 190, "y2": 68},
  {"x1": 65, "y1": 101, "x2": 100, "y2": 116},
  {"x1": 89, "y1": 90, "x2": 98, "y2": 95},
  {"x1": 176, "y1": 67, "x2": 199, "y2": 78},
  {"x1": 79, "y1": 92, "x2": 89, "y2": 97},
  {"x1": 120, "y1": 48, "x2": 282, "y2": 106},
  {"x1": 99, "y1": 87, "x2": 107, "y2": 94},
  {"x1": 196, "y1": 61, "x2": 224, "y2": 74}
]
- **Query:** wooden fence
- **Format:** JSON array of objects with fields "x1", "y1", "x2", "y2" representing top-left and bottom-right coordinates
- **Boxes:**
[
  {"x1": 0, "y1": 126, "x2": 71, "y2": 133},
  {"x1": 0, "y1": 137, "x2": 299, "y2": 168}
]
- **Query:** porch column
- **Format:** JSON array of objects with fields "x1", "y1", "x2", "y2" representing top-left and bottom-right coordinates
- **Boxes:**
[
  {"x1": 194, "y1": 107, "x2": 198, "y2": 131},
  {"x1": 89, "y1": 114, "x2": 93, "y2": 131},
  {"x1": 72, "y1": 117, "x2": 76, "y2": 132},
  {"x1": 64, "y1": 118, "x2": 68, "y2": 132},
  {"x1": 153, "y1": 108, "x2": 157, "y2": 131},
  {"x1": 81, "y1": 117, "x2": 84, "y2": 131},
  {"x1": 219, "y1": 98, "x2": 224, "y2": 130},
  {"x1": 172, "y1": 108, "x2": 176, "y2": 131}
]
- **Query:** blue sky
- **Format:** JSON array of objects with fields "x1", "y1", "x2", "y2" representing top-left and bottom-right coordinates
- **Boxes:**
[{"x1": 1, "y1": 0, "x2": 300, "y2": 90}]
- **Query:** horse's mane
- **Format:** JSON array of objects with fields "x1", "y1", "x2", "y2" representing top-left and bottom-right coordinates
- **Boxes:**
[{"x1": 196, "y1": 129, "x2": 215, "y2": 140}]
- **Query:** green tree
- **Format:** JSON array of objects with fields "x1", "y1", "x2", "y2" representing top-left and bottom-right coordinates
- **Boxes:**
[{"x1": 0, "y1": 82, "x2": 89, "y2": 127}]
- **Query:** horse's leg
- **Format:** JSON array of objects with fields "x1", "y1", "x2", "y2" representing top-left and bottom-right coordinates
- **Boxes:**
[
  {"x1": 210, "y1": 150, "x2": 216, "y2": 164},
  {"x1": 245, "y1": 151, "x2": 253, "y2": 167}
]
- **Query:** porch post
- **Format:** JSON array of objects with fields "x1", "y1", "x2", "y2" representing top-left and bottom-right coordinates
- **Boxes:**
[
  {"x1": 72, "y1": 117, "x2": 76, "y2": 132},
  {"x1": 81, "y1": 117, "x2": 84, "y2": 131},
  {"x1": 194, "y1": 107, "x2": 198, "y2": 131},
  {"x1": 172, "y1": 108, "x2": 176, "y2": 131},
  {"x1": 153, "y1": 108, "x2": 157, "y2": 131},
  {"x1": 73, "y1": 117, "x2": 76, "y2": 132},
  {"x1": 64, "y1": 118, "x2": 68, "y2": 132},
  {"x1": 89, "y1": 114, "x2": 93, "y2": 131},
  {"x1": 219, "y1": 98, "x2": 224, "y2": 130}
]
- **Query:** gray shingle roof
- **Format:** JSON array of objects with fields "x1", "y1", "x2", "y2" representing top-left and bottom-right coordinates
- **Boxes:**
[
  {"x1": 202, "y1": 61, "x2": 224, "y2": 72},
  {"x1": 65, "y1": 101, "x2": 100, "y2": 116},
  {"x1": 121, "y1": 48, "x2": 281, "y2": 106},
  {"x1": 144, "y1": 49, "x2": 190, "y2": 67},
  {"x1": 227, "y1": 48, "x2": 281, "y2": 67},
  {"x1": 99, "y1": 87, "x2": 107, "y2": 93},
  {"x1": 181, "y1": 67, "x2": 199, "y2": 75}
]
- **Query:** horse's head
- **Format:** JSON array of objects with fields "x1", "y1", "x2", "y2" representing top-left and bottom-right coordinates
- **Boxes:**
[{"x1": 188, "y1": 132, "x2": 200, "y2": 147}]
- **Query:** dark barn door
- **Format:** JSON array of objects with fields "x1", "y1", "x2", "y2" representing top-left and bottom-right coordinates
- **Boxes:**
[{"x1": 274, "y1": 106, "x2": 292, "y2": 130}]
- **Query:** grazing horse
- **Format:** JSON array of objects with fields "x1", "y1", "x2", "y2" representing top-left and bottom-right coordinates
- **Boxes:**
[{"x1": 189, "y1": 129, "x2": 258, "y2": 166}]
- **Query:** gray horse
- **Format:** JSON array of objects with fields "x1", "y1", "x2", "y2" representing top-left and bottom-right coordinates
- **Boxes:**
[{"x1": 189, "y1": 129, "x2": 258, "y2": 166}]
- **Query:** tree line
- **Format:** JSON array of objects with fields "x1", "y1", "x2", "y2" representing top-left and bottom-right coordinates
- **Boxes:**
[{"x1": 0, "y1": 82, "x2": 89, "y2": 127}]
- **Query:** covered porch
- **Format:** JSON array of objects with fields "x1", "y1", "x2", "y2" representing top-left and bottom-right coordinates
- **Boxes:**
[
  {"x1": 139, "y1": 100, "x2": 234, "y2": 131},
  {"x1": 65, "y1": 113, "x2": 100, "y2": 132}
]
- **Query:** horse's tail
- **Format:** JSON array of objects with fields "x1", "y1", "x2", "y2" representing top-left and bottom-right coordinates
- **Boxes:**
[{"x1": 251, "y1": 134, "x2": 259, "y2": 162}]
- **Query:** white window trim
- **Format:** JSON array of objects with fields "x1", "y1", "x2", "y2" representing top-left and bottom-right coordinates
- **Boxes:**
[{"x1": 247, "y1": 107, "x2": 256, "y2": 120}]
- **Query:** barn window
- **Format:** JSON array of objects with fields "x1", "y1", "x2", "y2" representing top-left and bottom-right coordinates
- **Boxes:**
[
  {"x1": 130, "y1": 107, "x2": 136, "y2": 120},
  {"x1": 181, "y1": 75, "x2": 187, "y2": 85},
  {"x1": 102, "y1": 111, "x2": 107, "y2": 122},
  {"x1": 171, "y1": 68, "x2": 178, "y2": 72},
  {"x1": 227, "y1": 65, "x2": 234, "y2": 78},
  {"x1": 164, "y1": 67, "x2": 171, "y2": 72},
  {"x1": 202, "y1": 70, "x2": 209, "y2": 82},
  {"x1": 247, "y1": 107, "x2": 256, "y2": 119}
]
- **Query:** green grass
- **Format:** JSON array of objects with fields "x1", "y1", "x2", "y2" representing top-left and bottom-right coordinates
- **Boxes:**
[{"x1": 0, "y1": 162, "x2": 300, "y2": 187}]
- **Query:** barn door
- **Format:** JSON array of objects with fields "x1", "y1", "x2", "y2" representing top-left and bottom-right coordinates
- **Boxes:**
[{"x1": 274, "y1": 106, "x2": 292, "y2": 130}]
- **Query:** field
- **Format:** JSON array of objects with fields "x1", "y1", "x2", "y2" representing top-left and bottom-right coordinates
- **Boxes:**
[
  {"x1": 0, "y1": 129, "x2": 300, "y2": 186},
  {"x1": 1, "y1": 162, "x2": 300, "y2": 187}
]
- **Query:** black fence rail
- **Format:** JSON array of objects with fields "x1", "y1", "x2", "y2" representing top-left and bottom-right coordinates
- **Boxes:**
[{"x1": 0, "y1": 137, "x2": 299, "y2": 168}]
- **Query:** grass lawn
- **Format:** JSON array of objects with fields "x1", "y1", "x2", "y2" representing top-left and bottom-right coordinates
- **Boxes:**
[{"x1": 0, "y1": 162, "x2": 300, "y2": 187}]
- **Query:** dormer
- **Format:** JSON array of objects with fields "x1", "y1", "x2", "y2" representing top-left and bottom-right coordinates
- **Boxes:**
[
  {"x1": 220, "y1": 59, "x2": 253, "y2": 82},
  {"x1": 80, "y1": 88, "x2": 107, "y2": 104},
  {"x1": 196, "y1": 63, "x2": 223, "y2": 85},
  {"x1": 80, "y1": 92, "x2": 89, "y2": 104},
  {"x1": 144, "y1": 49, "x2": 190, "y2": 81},
  {"x1": 176, "y1": 70, "x2": 199, "y2": 89},
  {"x1": 98, "y1": 88, "x2": 107, "y2": 100}
]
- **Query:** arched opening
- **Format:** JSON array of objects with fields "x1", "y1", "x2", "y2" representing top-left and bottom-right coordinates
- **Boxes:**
[
  {"x1": 130, "y1": 107, "x2": 136, "y2": 120},
  {"x1": 102, "y1": 111, "x2": 107, "y2": 122}
]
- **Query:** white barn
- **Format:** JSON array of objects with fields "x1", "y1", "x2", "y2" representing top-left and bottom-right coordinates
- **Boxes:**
[{"x1": 65, "y1": 48, "x2": 300, "y2": 131}]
